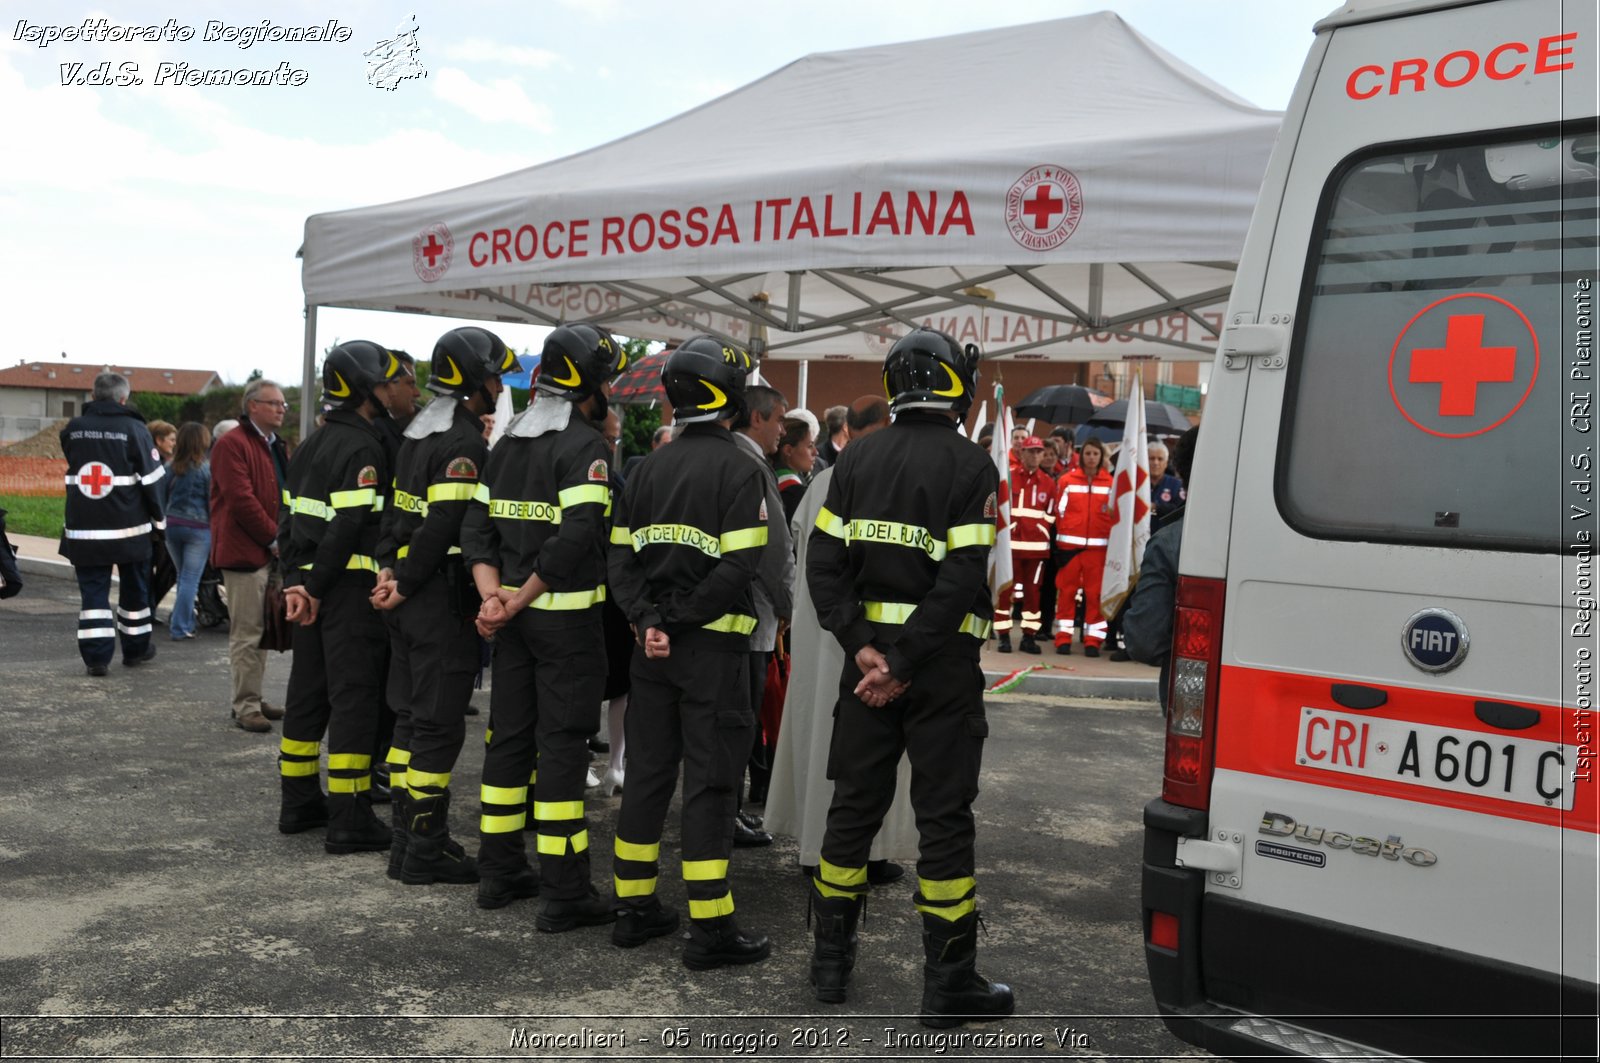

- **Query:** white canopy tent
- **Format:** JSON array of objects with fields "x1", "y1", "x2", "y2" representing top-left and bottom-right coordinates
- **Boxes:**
[{"x1": 299, "y1": 11, "x2": 1281, "y2": 429}]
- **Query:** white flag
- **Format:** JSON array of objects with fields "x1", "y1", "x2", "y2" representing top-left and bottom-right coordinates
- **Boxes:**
[
  {"x1": 1100, "y1": 370, "x2": 1151, "y2": 617},
  {"x1": 488, "y1": 382, "x2": 514, "y2": 448},
  {"x1": 968, "y1": 400, "x2": 989, "y2": 447},
  {"x1": 987, "y1": 385, "x2": 1013, "y2": 593}
]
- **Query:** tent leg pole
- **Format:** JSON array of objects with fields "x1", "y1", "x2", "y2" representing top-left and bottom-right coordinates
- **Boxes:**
[
  {"x1": 300, "y1": 305, "x2": 318, "y2": 442},
  {"x1": 797, "y1": 359, "x2": 809, "y2": 411}
]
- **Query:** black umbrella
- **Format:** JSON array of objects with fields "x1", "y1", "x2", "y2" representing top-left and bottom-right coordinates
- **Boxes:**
[
  {"x1": 1073, "y1": 422, "x2": 1124, "y2": 447},
  {"x1": 1013, "y1": 384, "x2": 1111, "y2": 425},
  {"x1": 1087, "y1": 398, "x2": 1193, "y2": 434}
]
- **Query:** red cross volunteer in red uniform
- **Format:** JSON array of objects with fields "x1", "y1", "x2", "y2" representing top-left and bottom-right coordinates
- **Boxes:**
[{"x1": 992, "y1": 436, "x2": 1055, "y2": 653}]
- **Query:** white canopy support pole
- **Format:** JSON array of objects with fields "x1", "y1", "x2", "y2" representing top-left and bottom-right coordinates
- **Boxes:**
[
  {"x1": 1088, "y1": 264, "x2": 1105, "y2": 327},
  {"x1": 786, "y1": 271, "x2": 804, "y2": 332},
  {"x1": 300, "y1": 304, "x2": 318, "y2": 441},
  {"x1": 797, "y1": 359, "x2": 809, "y2": 411}
]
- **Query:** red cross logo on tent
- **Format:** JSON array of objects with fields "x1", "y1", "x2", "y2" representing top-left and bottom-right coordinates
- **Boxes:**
[
  {"x1": 1006, "y1": 165, "x2": 1083, "y2": 251},
  {"x1": 412, "y1": 222, "x2": 454, "y2": 283},
  {"x1": 1387, "y1": 292, "x2": 1539, "y2": 439},
  {"x1": 76, "y1": 461, "x2": 115, "y2": 499}
]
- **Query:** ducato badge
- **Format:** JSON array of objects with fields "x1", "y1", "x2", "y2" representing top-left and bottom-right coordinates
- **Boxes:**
[{"x1": 1401, "y1": 608, "x2": 1469, "y2": 674}]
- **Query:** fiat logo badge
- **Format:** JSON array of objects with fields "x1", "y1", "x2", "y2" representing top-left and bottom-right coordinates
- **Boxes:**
[{"x1": 1401, "y1": 609, "x2": 1470, "y2": 674}]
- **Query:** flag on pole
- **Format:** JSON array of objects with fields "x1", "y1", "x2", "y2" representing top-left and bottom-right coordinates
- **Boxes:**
[
  {"x1": 488, "y1": 381, "x2": 515, "y2": 448},
  {"x1": 1101, "y1": 369, "x2": 1151, "y2": 617},
  {"x1": 987, "y1": 384, "x2": 1014, "y2": 593}
]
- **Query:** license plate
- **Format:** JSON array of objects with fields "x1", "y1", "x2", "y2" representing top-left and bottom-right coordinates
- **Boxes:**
[{"x1": 1295, "y1": 708, "x2": 1576, "y2": 812}]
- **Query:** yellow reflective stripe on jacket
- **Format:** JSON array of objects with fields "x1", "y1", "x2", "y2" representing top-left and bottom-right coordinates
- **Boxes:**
[
  {"x1": 291, "y1": 496, "x2": 332, "y2": 521},
  {"x1": 846, "y1": 518, "x2": 945, "y2": 560},
  {"x1": 682, "y1": 859, "x2": 729, "y2": 882},
  {"x1": 427, "y1": 482, "x2": 477, "y2": 504},
  {"x1": 393, "y1": 489, "x2": 425, "y2": 515},
  {"x1": 487, "y1": 498, "x2": 562, "y2": 523},
  {"x1": 533, "y1": 800, "x2": 584, "y2": 821},
  {"x1": 330, "y1": 488, "x2": 377, "y2": 510},
  {"x1": 947, "y1": 522, "x2": 997, "y2": 550},
  {"x1": 530, "y1": 587, "x2": 605, "y2": 611},
  {"x1": 815, "y1": 506, "x2": 846, "y2": 539},
  {"x1": 472, "y1": 483, "x2": 492, "y2": 504},
  {"x1": 396, "y1": 544, "x2": 461, "y2": 559},
  {"x1": 718, "y1": 526, "x2": 768, "y2": 553},
  {"x1": 703, "y1": 613, "x2": 757, "y2": 635},
  {"x1": 864, "y1": 601, "x2": 993, "y2": 640},
  {"x1": 557, "y1": 483, "x2": 610, "y2": 509},
  {"x1": 615, "y1": 837, "x2": 660, "y2": 863},
  {"x1": 298, "y1": 554, "x2": 380, "y2": 574},
  {"x1": 610, "y1": 525, "x2": 631, "y2": 546},
  {"x1": 632, "y1": 523, "x2": 722, "y2": 558}
]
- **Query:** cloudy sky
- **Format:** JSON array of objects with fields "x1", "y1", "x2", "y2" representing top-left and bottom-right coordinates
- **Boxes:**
[{"x1": 0, "y1": 0, "x2": 1322, "y2": 385}]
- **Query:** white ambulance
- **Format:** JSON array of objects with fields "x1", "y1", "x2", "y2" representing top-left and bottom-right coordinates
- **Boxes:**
[{"x1": 1141, "y1": 0, "x2": 1598, "y2": 1058}]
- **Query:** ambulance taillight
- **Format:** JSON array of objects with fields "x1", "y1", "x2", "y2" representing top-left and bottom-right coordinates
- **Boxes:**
[{"x1": 1161, "y1": 576, "x2": 1225, "y2": 810}]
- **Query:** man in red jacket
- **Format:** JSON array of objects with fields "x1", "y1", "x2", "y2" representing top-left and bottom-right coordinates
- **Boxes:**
[
  {"x1": 992, "y1": 436, "x2": 1055, "y2": 654},
  {"x1": 210, "y1": 379, "x2": 291, "y2": 732}
]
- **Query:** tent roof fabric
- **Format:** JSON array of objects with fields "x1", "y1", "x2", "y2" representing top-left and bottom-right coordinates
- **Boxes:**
[{"x1": 301, "y1": 11, "x2": 1283, "y2": 362}]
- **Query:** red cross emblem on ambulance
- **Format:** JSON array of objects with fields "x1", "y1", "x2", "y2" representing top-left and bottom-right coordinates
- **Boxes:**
[
  {"x1": 1386, "y1": 292, "x2": 1540, "y2": 438},
  {"x1": 75, "y1": 461, "x2": 116, "y2": 499}
]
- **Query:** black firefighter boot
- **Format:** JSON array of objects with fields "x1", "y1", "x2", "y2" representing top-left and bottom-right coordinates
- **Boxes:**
[
  {"x1": 277, "y1": 774, "x2": 328, "y2": 835},
  {"x1": 324, "y1": 791, "x2": 392, "y2": 854},
  {"x1": 918, "y1": 910, "x2": 1015, "y2": 1028},
  {"x1": 809, "y1": 889, "x2": 866, "y2": 1004},
  {"x1": 401, "y1": 791, "x2": 479, "y2": 885},
  {"x1": 385, "y1": 788, "x2": 411, "y2": 881}
]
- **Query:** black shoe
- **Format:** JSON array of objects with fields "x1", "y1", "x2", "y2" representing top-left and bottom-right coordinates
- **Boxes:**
[
  {"x1": 86, "y1": 663, "x2": 109, "y2": 677},
  {"x1": 123, "y1": 645, "x2": 157, "y2": 667},
  {"x1": 1055, "y1": 642, "x2": 1072, "y2": 656},
  {"x1": 1018, "y1": 636, "x2": 1041, "y2": 655},
  {"x1": 683, "y1": 919, "x2": 771, "y2": 970},
  {"x1": 325, "y1": 818, "x2": 391, "y2": 854},
  {"x1": 1083, "y1": 644, "x2": 1101, "y2": 658},
  {"x1": 736, "y1": 809, "x2": 764, "y2": 831},
  {"x1": 868, "y1": 859, "x2": 905, "y2": 886},
  {"x1": 612, "y1": 900, "x2": 679, "y2": 948},
  {"x1": 1109, "y1": 648, "x2": 1131, "y2": 661},
  {"x1": 400, "y1": 792, "x2": 478, "y2": 883},
  {"x1": 996, "y1": 634, "x2": 1012, "y2": 653},
  {"x1": 587, "y1": 735, "x2": 610, "y2": 754},
  {"x1": 733, "y1": 818, "x2": 773, "y2": 847},
  {"x1": 463, "y1": 704, "x2": 480, "y2": 716},
  {"x1": 277, "y1": 803, "x2": 329, "y2": 835},
  {"x1": 536, "y1": 889, "x2": 617, "y2": 933},
  {"x1": 476, "y1": 868, "x2": 540, "y2": 910}
]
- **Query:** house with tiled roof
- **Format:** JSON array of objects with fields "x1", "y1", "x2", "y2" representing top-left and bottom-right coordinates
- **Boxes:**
[{"x1": 0, "y1": 361, "x2": 222, "y2": 444}]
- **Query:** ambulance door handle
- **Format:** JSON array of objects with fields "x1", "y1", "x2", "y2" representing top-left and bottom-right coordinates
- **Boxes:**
[
  {"x1": 1474, "y1": 700, "x2": 1540, "y2": 731},
  {"x1": 1331, "y1": 684, "x2": 1386, "y2": 710}
]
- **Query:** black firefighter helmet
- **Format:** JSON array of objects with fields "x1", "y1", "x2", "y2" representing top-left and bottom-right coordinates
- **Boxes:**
[
  {"x1": 536, "y1": 321, "x2": 627, "y2": 400},
  {"x1": 882, "y1": 328, "x2": 980, "y2": 415},
  {"x1": 429, "y1": 326, "x2": 518, "y2": 399},
  {"x1": 662, "y1": 335, "x2": 752, "y2": 425},
  {"x1": 323, "y1": 340, "x2": 402, "y2": 409}
]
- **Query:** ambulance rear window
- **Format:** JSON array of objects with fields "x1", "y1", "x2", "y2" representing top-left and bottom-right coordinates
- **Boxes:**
[{"x1": 1279, "y1": 129, "x2": 1597, "y2": 552}]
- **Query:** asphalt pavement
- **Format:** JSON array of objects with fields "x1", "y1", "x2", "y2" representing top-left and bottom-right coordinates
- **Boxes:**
[{"x1": 0, "y1": 545, "x2": 1201, "y2": 1061}]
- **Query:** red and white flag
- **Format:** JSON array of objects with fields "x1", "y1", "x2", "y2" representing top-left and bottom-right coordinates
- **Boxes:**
[
  {"x1": 987, "y1": 384, "x2": 1013, "y2": 592},
  {"x1": 1101, "y1": 369, "x2": 1151, "y2": 616}
]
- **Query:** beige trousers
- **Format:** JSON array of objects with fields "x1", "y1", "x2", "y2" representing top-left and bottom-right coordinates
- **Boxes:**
[{"x1": 222, "y1": 565, "x2": 270, "y2": 719}]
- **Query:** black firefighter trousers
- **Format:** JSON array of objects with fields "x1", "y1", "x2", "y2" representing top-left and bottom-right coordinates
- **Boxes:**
[
  {"x1": 817, "y1": 653, "x2": 989, "y2": 919},
  {"x1": 613, "y1": 645, "x2": 751, "y2": 924},
  {"x1": 384, "y1": 579, "x2": 478, "y2": 797},
  {"x1": 477, "y1": 610, "x2": 605, "y2": 899},
  {"x1": 278, "y1": 574, "x2": 387, "y2": 815}
]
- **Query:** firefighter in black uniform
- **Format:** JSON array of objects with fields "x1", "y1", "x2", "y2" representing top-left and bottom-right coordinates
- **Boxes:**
[
  {"x1": 461, "y1": 322, "x2": 627, "y2": 927},
  {"x1": 276, "y1": 341, "x2": 402, "y2": 854},
  {"x1": 806, "y1": 329, "x2": 1015, "y2": 1026},
  {"x1": 59, "y1": 371, "x2": 166, "y2": 675},
  {"x1": 607, "y1": 336, "x2": 773, "y2": 970},
  {"x1": 372, "y1": 328, "x2": 517, "y2": 886}
]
